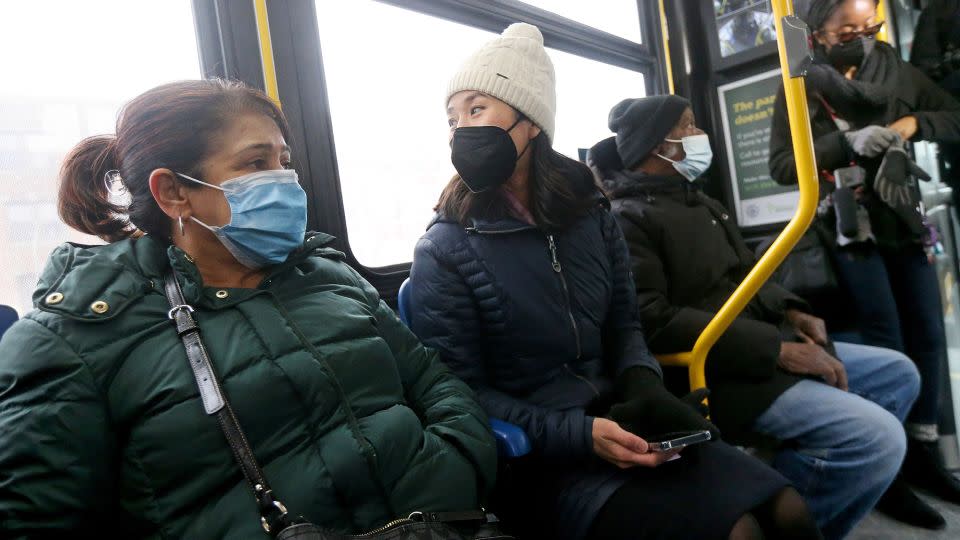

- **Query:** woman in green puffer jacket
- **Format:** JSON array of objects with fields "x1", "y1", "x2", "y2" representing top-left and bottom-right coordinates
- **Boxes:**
[{"x1": 0, "y1": 79, "x2": 496, "y2": 538}]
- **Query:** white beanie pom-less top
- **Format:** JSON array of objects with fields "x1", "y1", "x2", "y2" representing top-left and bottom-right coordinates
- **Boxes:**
[
  {"x1": 447, "y1": 22, "x2": 557, "y2": 142},
  {"x1": 502, "y1": 21, "x2": 544, "y2": 43}
]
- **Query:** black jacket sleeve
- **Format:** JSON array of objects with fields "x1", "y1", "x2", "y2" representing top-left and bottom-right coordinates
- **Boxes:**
[
  {"x1": 614, "y1": 209, "x2": 781, "y2": 380},
  {"x1": 408, "y1": 236, "x2": 595, "y2": 463},
  {"x1": 598, "y1": 210, "x2": 663, "y2": 379},
  {"x1": 769, "y1": 86, "x2": 851, "y2": 186},
  {"x1": 907, "y1": 63, "x2": 960, "y2": 144},
  {"x1": 910, "y1": 0, "x2": 945, "y2": 78}
]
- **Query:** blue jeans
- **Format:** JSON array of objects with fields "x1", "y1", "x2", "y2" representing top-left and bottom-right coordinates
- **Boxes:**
[
  {"x1": 832, "y1": 243, "x2": 945, "y2": 425},
  {"x1": 753, "y1": 342, "x2": 920, "y2": 540}
]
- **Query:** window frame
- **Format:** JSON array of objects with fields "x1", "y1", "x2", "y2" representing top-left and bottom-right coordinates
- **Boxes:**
[
  {"x1": 192, "y1": 0, "x2": 265, "y2": 82},
  {"x1": 199, "y1": 0, "x2": 663, "y2": 299}
]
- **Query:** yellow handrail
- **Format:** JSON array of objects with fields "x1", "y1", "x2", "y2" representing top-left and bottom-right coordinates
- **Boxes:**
[
  {"x1": 658, "y1": 0, "x2": 675, "y2": 95},
  {"x1": 876, "y1": 0, "x2": 890, "y2": 44},
  {"x1": 253, "y1": 0, "x2": 281, "y2": 107},
  {"x1": 656, "y1": 0, "x2": 820, "y2": 392}
]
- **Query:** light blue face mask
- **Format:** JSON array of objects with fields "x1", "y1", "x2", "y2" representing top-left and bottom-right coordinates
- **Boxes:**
[
  {"x1": 657, "y1": 134, "x2": 714, "y2": 182},
  {"x1": 176, "y1": 169, "x2": 307, "y2": 269}
]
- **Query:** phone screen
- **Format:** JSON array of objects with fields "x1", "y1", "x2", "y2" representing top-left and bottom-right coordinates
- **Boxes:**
[{"x1": 648, "y1": 430, "x2": 712, "y2": 452}]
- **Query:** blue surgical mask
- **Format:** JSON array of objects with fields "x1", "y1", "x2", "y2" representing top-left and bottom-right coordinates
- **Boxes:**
[
  {"x1": 176, "y1": 169, "x2": 307, "y2": 269},
  {"x1": 657, "y1": 134, "x2": 713, "y2": 182}
]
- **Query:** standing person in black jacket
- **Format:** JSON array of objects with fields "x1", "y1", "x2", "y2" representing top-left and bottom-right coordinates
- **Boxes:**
[
  {"x1": 408, "y1": 22, "x2": 821, "y2": 540},
  {"x1": 769, "y1": 0, "x2": 960, "y2": 511},
  {"x1": 591, "y1": 94, "x2": 922, "y2": 538},
  {"x1": 911, "y1": 0, "x2": 960, "y2": 209}
]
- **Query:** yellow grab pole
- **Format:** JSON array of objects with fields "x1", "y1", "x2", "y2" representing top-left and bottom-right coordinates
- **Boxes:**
[
  {"x1": 657, "y1": 0, "x2": 820, "y2": 392},
  {"x1": 658, "y1": 0, "x2": 675, "y2": 95},
  {"x1": 876, "y1": 0, "x2": 890, "y2": 44},
  {"x1": 253, "y1": 0, "x2": 281, "y2": 107}
]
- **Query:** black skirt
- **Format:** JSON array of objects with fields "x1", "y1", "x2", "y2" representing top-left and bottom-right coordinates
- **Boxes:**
[
  {"x1": 586, "y1": 441, "x2": 790, "y2": 540},
  {"x1": 495, "y1": 440, "x2": 789, "y2": 540}
]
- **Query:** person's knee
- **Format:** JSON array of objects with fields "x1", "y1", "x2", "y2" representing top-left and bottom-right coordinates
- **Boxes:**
[
  {"x1": 882, "y1": 349, "x2": 921, "y2": 403},
  {"x1": 823, "y1": 393, "x2": 906, "y2": 478},
  {"x1": 729, "y1": 512, "x2": 764, "y2": 540},
  {"x1": 858, "y1": 406, "x2": 907, "y2": 479}
]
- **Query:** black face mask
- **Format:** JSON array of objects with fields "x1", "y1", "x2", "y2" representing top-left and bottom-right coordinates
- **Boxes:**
[
  {"x1": 827, "y1": 36, "x2": 876, "y2": 70},
  {"x1": 450, "y1": 118, "x2": 528, "y2": 193}
]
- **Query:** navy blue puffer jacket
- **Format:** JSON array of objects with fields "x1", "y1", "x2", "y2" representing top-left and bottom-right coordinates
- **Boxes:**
[{"x1": 408, "y1": 197, "x2": 662, "y2": 540}]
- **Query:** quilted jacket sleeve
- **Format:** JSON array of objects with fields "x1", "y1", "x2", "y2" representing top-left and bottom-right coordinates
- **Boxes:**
[
  {"x1": 598, "y1": 210, "x2": 662, "y2": 379},
  {"x1": 345, "y1": 268, "x2": 498, "y2": 496},
  {"x1": 0, "y1": 318, "x2": 116, "y2": 535},
  {"x1": 409, "y1": 236, "x2": 595, "y2": 463},
  {"x1": 614, "y1": 209, "x2": 781, "y2": 380},
  {"x1": 373, "y1": 298, "x2": 497, "y2": 495}
]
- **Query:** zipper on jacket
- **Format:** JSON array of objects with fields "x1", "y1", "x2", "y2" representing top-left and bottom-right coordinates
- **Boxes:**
[
  {"x1": 548, "y1": 234, "x2": 581, "y2": 359},
  {"x1": 465, "y1": 225, "x2": 535, "y2": 235},
  {"x1": 565, "y1": 363, "x2": 600, "y2": 397}
]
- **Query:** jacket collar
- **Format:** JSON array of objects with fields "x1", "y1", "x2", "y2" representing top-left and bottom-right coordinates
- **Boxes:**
[
  {"x1": 427, "y1": 212, "x2": 538, "y2": 235},
  {"x1": 602, "y1": 169, "x2": 692, "y2": 200},
  {"x1": 34, "y1": 232, "x2": 338, "y2": 321}
]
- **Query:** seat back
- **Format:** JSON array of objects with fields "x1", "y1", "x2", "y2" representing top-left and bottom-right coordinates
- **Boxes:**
[
  {"x1": 397, "y1": 278, "x2": 412, "y2": 326},
  {"x1": 0, "y1": 305, "x2": 19, "y2": 340}
]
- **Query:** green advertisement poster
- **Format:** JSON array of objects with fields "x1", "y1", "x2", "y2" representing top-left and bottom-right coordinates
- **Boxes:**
[{"x1": 717, "y1": 69, "x2": 799, "y2": 226}]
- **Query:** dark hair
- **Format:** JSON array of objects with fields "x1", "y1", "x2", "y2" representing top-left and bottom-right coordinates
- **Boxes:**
[
  {"x1": 804, "y1": 0, "x2": 880, "y2": 31},
  {"x1": 436, "y1": 124, "x2": 599, "y2": 231},
  {"x1": 58, "y1": 79, "x2": 290, "y2": 242}
]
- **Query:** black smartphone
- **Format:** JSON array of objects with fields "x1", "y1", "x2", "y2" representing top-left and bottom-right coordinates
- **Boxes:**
[{"x1": 647, "y1": 430, "x2": 712, "y2": 452}]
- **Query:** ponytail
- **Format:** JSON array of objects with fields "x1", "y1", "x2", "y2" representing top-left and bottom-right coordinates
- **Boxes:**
[
  {"x1": 54, "y1": 79, "x2": 289, "y2": 244},
  {"x1": 58, "y1": 135, "x2": 135, "y2": 242}
]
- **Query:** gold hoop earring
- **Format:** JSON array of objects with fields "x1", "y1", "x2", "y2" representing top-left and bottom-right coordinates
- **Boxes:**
[{"x1": 179, "y1": 214, "x2": 185, "y2": 236}]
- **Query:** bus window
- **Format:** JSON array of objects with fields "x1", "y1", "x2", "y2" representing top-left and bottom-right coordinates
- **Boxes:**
[
  {"x1": 317, "y1": 0, "x2": 645, "y2": 268},
  {"x1": 0, "y1": 0, "x2": 200, "y2": 317},
  {"x1": 549, "y1": 49, "x2": 645, "y2": 160},
  {"x1": 520, "y1": 0, "x2": 642, "y2": 43},
  {"x1": 316, "y1": 0, "x2": 492, "y2": 269}
]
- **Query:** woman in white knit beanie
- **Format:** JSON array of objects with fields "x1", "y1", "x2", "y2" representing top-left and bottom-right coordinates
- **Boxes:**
[{"x1": 407, "y1": 23, "x2": 820, "y2": 540}]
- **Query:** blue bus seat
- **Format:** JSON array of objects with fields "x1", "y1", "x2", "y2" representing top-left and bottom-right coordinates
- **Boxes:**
[
  {"x1": 398, "y1": 278, "x2": 531, "y2": 458},
  {"x1": 0, "y1": 305, "x2": 18, "y2": 339}
]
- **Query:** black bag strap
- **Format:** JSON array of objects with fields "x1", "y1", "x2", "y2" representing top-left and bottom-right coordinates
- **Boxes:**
[{"x1": 163, "y1": 272, "x2": 293, "y2": 536}]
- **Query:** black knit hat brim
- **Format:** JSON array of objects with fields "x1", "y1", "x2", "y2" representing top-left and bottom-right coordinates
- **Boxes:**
[{"x1": 610, "y1": 95, "x2": 690, "y2": 170}]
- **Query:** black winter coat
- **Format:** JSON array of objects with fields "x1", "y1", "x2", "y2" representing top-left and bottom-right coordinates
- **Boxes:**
[
  {"x1": 599, "y1": 168, "x2": 805, "y2": 443},
  {"x1": 408, "y1": 195, "x2": 662, "y2": 540},
  {"x1": 911, "y1": 0, "x2": 960, "y2": 94},
  {"x1": 769, "y1": 42, "x2": 960, "y2": 250}
]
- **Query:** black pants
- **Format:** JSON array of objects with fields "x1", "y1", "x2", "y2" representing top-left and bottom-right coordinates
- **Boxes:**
[{"x1": 832, "y1": 243, "x2": 946, "y2": 425}]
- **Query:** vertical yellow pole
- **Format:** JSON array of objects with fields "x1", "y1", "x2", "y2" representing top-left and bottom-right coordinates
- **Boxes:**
[
  {"x1": 658, "y1": 0, "x2": 675, "y2": 94},
  {"x1": 876, "y1": 0, "x2": 890, "y2": 44},
  {"x1": 253, "y1": 0, "x2": 281, "y2": 107}
]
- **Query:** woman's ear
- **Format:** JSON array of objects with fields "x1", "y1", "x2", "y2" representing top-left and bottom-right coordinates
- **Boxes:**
[
  {"x1": 149, "y1": 168, "x2": 191, "y2": 220},
  {"x1": 526, "y1": 122, "x2": 541, "y2": 141},
  {"x1": 813, "y1": 32, "x2": 830, "y2": 49}
]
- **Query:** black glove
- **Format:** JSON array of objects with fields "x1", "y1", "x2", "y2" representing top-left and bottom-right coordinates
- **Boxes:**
[
  {"x1": 874, "y1": 144, "x2": 932, "y2": 236},
  {"x1": 608, "y1": 367, "x2": 720, "y2": 440},
  {"x1": 681, "y1": 387, "x2": 711, "y2": 418}
]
